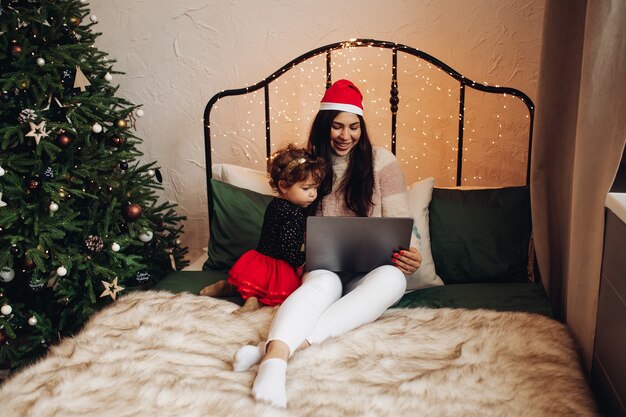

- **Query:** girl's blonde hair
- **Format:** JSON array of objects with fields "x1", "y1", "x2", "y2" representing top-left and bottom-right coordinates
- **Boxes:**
[{"x1": 268, "y1": 144, "x2": 326, "y2": 191}]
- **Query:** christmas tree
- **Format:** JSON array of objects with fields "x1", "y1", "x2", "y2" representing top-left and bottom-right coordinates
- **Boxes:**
[{"x1": 0, "y1": 0, "x2": 189, "y2": 372}]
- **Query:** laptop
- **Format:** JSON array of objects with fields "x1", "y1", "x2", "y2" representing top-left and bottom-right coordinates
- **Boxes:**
[{"x1": 305, "y1": 216, "x2": 414, "y2": 272}]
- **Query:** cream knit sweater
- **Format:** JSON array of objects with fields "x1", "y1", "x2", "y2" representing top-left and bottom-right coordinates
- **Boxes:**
[
  {"x1": 318, "y1": 147, "x2": 410, "y2": 218},
  {"x1": 317, "y1": 147, "x2": 445, "y2": 290}
]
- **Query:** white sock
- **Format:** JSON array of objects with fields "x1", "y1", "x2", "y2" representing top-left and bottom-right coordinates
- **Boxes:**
[
  {"x1": 252, "y1": 358, "x2": 287, "y2": 408},
  {"x1": 232, "y1": 342, "x2": 264, "y2": 372}
]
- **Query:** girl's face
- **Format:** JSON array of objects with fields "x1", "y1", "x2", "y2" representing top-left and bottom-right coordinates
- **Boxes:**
[
  {"x1": 329, "y1": 112, "x2": 361, "y2": 156},
  {"x1": 279, "y1": 173, "x2": 319, "y2": 208}
]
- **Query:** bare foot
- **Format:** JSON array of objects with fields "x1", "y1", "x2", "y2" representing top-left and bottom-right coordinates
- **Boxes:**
[
  {"x1": 199, "y1": 280, "x2": 238, "y2": 297},
  {"x1": 233, "y1": 297, "x2": 261, "y2": 314}
]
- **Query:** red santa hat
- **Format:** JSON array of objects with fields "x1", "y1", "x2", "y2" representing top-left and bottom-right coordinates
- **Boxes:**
[{"x1": 319, "y1": 79, "x2": 364, "y2": 116}]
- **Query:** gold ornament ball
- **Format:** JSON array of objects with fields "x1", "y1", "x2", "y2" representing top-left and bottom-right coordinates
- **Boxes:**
[
  {"x1": 69, "y1": 16, "x2": 81, "y2": 27},
  {"x1": 114, "y1": 118, "x2": 128, "y2": 129},
  {"x1": 125, "y1": 203, "x2": 143, "y2": 220}
]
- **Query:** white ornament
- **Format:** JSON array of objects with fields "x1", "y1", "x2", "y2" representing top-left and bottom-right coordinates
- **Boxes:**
[
  {"x1": 49, "y1": 202, "x2": 59, "y2": 212},
  {"x1": 104, "y1": 72, "x2": 113, "y2": 81},
  {"x1": 111, "y1": 242, "x2": 120, "y2": 252},
  {"x1": 139, "y1": 230, "x2": 153, "y2": 242},
  {"x1": 28, "y1": 316, "x2": 38, "y2": 326},
  {"x1": 1, "y1": 305, "x2": 12, "y2": 316},
  {"x1": 0, "y1": 267, "x2": 15, "y2": 283},
  {"x1": 136, "y1": 109, "x2": 144, "y2": 118},
  {"x1": 147, "y1": 169, "x2": 155, "y2": 177},
  {"x1": 56, "y1": 266, "x2": 68, "y2": 276},
  {"x1": 0, "y1": 165, "x2": 4, "y2": 176},
  {"x1": 92, "y1": 122, "x2": 102, "y2": 133},
  {"x1": 36, "y1": 57, "x2": 45, "y2": 66},
  {"x1": 89, "y1": 15, "x2": 98, "y2": 23}
]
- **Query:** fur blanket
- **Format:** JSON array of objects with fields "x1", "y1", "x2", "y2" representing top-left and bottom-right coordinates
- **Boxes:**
[{"x1": 0, "y1": 291, "x2": 598, "y2": 417}]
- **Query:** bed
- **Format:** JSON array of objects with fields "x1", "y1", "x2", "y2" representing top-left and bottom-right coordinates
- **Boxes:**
[{"x1": 0, "y1": 39, "x2": 599, "y2": 416}]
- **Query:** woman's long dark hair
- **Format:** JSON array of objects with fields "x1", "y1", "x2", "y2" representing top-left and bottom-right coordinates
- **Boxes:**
[{"x1": 307, "y1": 110, "x2": 374, "y2": 216}]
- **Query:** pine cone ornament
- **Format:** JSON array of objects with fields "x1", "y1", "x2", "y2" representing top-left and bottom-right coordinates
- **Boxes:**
[
  {"x1": 85, "y1": 235, "x2": 104, "y2": 252},
  {"x1": 18, "y1": 108, "x2": 36, "y2": 123}
]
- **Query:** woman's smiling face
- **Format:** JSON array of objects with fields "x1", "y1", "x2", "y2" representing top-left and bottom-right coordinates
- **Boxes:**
[{"x1": 329, "y1": 112, "x2": 361, "y2": 156}]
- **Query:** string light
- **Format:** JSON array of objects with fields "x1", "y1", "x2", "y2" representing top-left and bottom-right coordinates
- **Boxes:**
[{"x1": 208, "y1": 41, "x2": 531, "y2": 185}]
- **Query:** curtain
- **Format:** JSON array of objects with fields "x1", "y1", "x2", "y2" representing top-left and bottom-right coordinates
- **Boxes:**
[{"x1": 532, "y1": 0, "x2": 626, "y2": 368}]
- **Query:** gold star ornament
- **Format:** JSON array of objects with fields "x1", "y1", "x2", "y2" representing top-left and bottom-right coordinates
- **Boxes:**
[
  {"x1": 100, "y1": 277, "x2": 124, "y2": 300},
  {"x1": 25, "y1": 120, "x2": 50, "y2": 145}
]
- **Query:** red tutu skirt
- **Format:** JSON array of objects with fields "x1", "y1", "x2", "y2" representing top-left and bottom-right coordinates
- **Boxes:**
[{"x1": 228, "y1": 250, "x2": 301, "y2": 306}]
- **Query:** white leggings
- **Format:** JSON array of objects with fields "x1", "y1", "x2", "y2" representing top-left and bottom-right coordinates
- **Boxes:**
[{"x1": 266, "y1": 265, "x2": 407, "y2": 356}]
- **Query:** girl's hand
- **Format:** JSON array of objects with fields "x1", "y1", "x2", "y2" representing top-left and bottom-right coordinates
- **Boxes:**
[{"x1": 392, "y1": 247, "x2": 422, "y2": 275}]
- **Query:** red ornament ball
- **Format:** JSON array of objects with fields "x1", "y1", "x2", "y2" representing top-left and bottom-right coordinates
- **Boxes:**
[
  {"x1": 26, "y1": 178, "x2": 41, "y2": 191},
  {"x1": 56, "y1": 132, "x2": 73, "y2": 148},
  {"x1": 10, "y1": 44, "x2": 22, "y2": 55},
  {"x1": 109, "y1": 136, "x2": 124, "y2": 147},
  {"x1": 125, "y1": 203, "x2": 142, "y2": 220},
  {"x1": 22, "y1": 257, "x2": 35, "y2": 270}
]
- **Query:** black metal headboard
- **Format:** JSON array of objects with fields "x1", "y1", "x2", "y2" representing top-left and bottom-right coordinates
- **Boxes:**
[{"x1": 203, "y1": 39, "x2": 535, "y2": 217}]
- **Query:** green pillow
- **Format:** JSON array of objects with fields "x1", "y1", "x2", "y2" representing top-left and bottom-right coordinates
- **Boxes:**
[
  {"x1": 203, "y1": 179, "x2": 274, "y2": 271},
  {"x1": 395, "y1": 282, "x2": 552, "y2": 317},
  {"x1": 429, "y1": 186, "x2": 531, "y2": 284}
]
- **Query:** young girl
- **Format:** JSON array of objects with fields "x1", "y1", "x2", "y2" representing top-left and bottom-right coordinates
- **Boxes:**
[{"x1": 199, "y1": 145, "x2": 325, "y2": 313}]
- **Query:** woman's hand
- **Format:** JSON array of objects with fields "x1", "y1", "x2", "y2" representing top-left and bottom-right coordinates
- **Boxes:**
[{"x1": 392, "y1": 247, "x2": 422, "y2": 275}]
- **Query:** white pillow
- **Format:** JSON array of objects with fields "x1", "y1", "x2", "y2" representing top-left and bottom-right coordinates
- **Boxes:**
[
  {"x1": 405, "y1": 177, "x2": 444, "y2": 290},
  {"x1": 211, "y1": 164, "x2": 277, "y2": 196}
]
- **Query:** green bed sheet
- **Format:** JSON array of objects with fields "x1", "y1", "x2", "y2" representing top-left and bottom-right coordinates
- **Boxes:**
[
  {"x1": 153, "y1": 270, "x2": 244, "y2": 306},
  {"x1": 153, "y1": 271, "x2": 553, "y2": 317}
]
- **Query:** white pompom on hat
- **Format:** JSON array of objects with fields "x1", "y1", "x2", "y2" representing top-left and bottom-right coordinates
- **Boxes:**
[{"x1": 319, "y1": 79, "x2": 363, "y2": 116}]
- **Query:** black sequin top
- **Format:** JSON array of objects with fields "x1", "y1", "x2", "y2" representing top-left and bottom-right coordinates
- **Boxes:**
[{"x1": 256, "y1": 198, "x2": 306, "y2": 267}]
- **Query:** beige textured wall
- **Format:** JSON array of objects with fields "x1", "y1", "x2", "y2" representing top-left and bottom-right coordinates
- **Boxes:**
[{"x1": 90, "y1": 0, "x2": 545, "y2": 258}]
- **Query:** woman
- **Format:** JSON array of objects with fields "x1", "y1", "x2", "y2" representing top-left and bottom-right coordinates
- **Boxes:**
[{"x1": 234, "y1": 79, "x2": 422, "y2": 408}]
